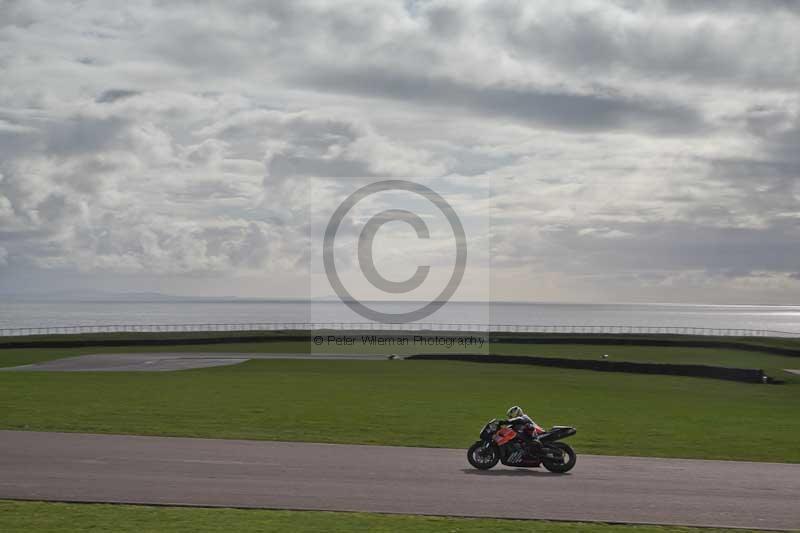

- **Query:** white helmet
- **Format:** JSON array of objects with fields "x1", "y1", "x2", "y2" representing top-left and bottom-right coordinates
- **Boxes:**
[{"x1": 507, "y1": 405, "x2": 523, "y2": 419}]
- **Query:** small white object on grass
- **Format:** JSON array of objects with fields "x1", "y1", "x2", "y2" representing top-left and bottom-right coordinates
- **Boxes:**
[{"x1": 602, "y1": 354, "x2": 609, "y2": 359}]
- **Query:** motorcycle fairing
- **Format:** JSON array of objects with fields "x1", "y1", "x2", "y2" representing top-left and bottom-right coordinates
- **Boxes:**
[{"x1": 493, "y1": 426, "x2": 517, "y2": 445}]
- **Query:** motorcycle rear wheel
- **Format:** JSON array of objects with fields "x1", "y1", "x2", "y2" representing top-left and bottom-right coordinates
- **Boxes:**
[
  {"x1": 542, "y1": 442, "x2": 576, "y2": 473},
  {"x1": 467, "y1": 441, "x2": 499, "y2": 470}
]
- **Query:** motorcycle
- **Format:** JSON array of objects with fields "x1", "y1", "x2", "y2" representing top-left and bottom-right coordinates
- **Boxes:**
[{"x1": 467, "y1": 419, "x2": 577, "y2": 473}]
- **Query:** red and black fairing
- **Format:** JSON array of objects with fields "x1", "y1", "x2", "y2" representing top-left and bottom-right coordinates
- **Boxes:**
[
  {"x1": 487, "y1": 426, "x2": 539, "y2": 467},
  {"x1": 479, "y1": 420, "x2": 576, "y2": 468},
  {"x1": 538, "y1": 426, "x2": 578, "y2": 443}
]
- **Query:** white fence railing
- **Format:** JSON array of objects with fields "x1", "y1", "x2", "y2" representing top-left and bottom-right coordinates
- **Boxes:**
[{"x1": 0, "y1": 322, "x2": 797, "y2": 338}]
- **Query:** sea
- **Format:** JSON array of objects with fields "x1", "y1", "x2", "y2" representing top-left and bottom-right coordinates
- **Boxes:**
[{"x1": 2, "y1": 300, "x2": 800, "y2": 334}]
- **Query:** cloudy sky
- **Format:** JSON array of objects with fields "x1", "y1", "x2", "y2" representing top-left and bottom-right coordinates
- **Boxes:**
[{"x1": 1, "y1": 0, "x2": 799, "y2": 304}]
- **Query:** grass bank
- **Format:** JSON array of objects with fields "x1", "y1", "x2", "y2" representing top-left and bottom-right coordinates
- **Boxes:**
[{"x1": 0, "y1": 501, "x2": 766, "y2": 533}]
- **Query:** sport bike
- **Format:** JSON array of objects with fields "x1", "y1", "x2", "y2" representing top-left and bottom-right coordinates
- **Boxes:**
[{"x1": 467, "y1": 419, "x2": 577, "y2": 473}]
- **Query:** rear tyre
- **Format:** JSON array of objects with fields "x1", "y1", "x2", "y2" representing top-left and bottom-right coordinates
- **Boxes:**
[
  {"x1": 467, "y1": 441, "x2": 499, "y2": 470},
  {"x1": 542, "y1": 442, "x2": 576, "y2": 473}
]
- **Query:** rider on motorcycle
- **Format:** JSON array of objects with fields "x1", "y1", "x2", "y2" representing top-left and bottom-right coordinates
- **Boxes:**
[{"x1": 502, "y1": 405, "x2": 544, "y2": 452}]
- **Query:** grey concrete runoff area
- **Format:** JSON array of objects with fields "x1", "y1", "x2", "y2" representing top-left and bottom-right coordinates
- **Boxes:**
[
  {"x1": 0, "y1": 352, "x2": 394, "y2": 372},
  {"x1": 0, "y1": 431, "x2": 798, "y2": 530}
]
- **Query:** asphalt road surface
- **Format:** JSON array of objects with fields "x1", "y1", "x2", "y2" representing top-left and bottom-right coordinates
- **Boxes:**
[
  {"x1": 0, "y1": 352, "x2": 393, "y2": 371},
  {"x1": 1, "y1": 431, "x2": 798, "y2": 530}
]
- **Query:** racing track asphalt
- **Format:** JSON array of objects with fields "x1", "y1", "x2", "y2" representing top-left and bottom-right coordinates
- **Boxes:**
[{"x1": 0, "y1": 431, "x2": 798, "y2": 530}]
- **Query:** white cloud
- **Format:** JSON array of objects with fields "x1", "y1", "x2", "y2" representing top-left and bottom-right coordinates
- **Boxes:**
[{"x1": 0, "y1": 0, "x2": 799, "y2": 302}]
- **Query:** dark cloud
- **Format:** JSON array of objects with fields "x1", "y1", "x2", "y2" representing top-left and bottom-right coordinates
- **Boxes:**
[
  {"x1": 709, "y1": 158, "x2": 800, "y2": 184},
  {"x1": 496, "y1": 220, "x2": 800, "y2": 279},
  {"x1": 0, "y1": 0, "x2": 42, "y2": 29},
  {"x1": 0, "y1": 122, "x2": 38, "y2": 158},
  {"x1": 662, "y1": 0, "x2": 800, "y2": 15},
  {"x1": 706, "y1": 107, "x2": 800, "y2": 216},
  {"x1": 96, "y1": 89, "x2": 141, "y2": 104},
  {"x1": 302, "y1": 68, "x2": 707, "y2": 135},
  {"x1": 268, "y1": 155, "x2": 372, "y2": 179},
  {"x1": 44, "y1": 116, "x2": 130, "y2": 156},
  {"x1": 483, "y1": 1, "x2": 800, "y2": 89}
]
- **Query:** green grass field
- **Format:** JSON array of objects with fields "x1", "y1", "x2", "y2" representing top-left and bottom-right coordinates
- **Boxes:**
[
  {"x1": 2, "y1": 338, "x2": 799, "y2": 382},
  {"x1": 1, "y1": 358, "x2": 798, "y2": 462},
  {"x1": 0, "y1": 501, "x2": 764, "y2": 533},
  {"x1": 0, "y1": 500, "x2": 769, "y2": 533}
]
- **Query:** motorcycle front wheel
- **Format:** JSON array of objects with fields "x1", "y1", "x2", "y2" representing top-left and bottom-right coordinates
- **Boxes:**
[
  {"x1": 467, "y1": 441, "x2": 499, "y2": 470},
  {"x1": 542, "y1": 442, "x2": 577, "y2": 473}
]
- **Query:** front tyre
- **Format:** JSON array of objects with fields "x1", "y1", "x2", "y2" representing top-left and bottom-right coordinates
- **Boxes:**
[
  {"x1": 542, "y1": 442, "x2": 577, "y2": 473},
  {"x1": 467, "y1": 441, "x2": 499, "y2": 470}
]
